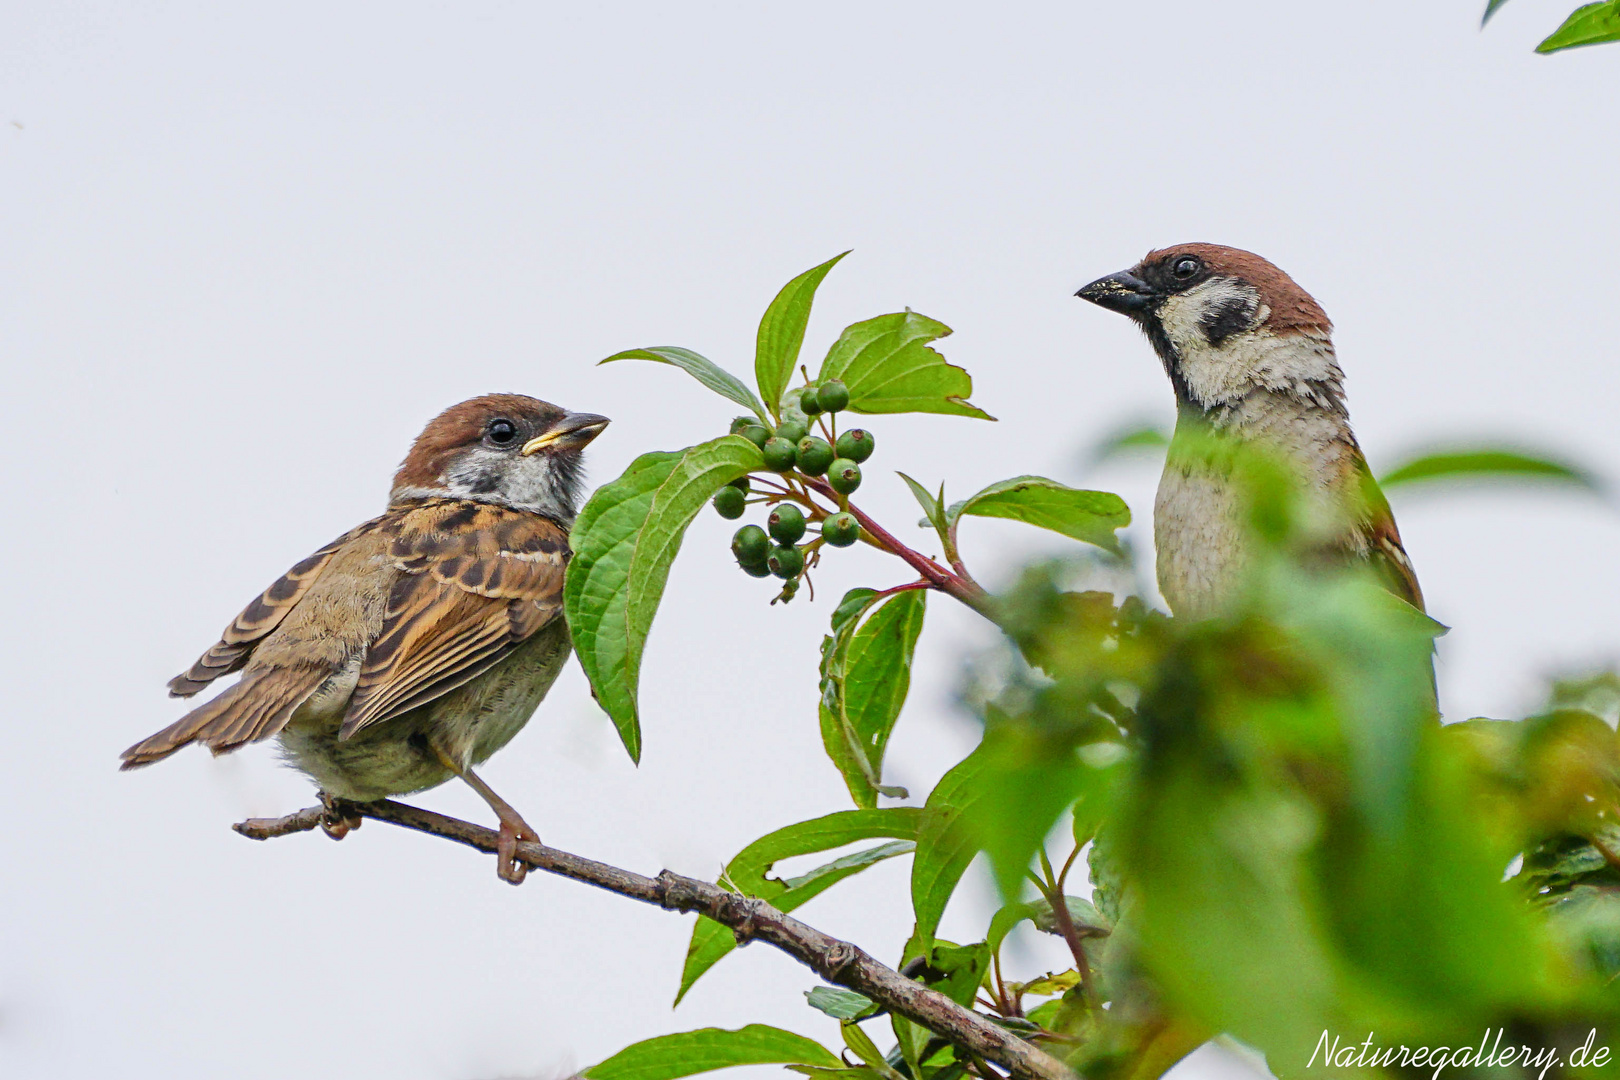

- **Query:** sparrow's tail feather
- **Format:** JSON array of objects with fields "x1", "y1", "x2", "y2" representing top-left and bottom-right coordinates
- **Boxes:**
[{"x1": 120, "y1": 666, "x2": 329, "y2": 769}]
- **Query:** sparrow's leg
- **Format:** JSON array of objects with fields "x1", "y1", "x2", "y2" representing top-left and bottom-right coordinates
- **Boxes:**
[
  {"x1": 318, "y1": 791, "x2": 363, "y2": 840},
  {"x1": 430, "y1": 745, "x2": 539, "y2": 885}
]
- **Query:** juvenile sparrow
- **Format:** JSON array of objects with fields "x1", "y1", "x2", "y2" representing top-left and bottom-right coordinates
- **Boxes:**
[
  {"x1": 1077, "y1": 244, "x2": 1422, "y2": 618},
  {"x1": 122, "y1": 394, "x2": 609, "y2": 883}
]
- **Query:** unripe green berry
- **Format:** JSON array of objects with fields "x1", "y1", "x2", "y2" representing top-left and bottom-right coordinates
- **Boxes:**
[
  {"x1": 795, "y1": 436, "x2": 834, "y2": 476},
  {"x1": 767, "y1": 543, "x2": 805, "y2": 579},
  {"x1": 798, "y1": 388, "x2": 825, "y2": 416},
  {"x1": 730, "y1": 416, "x2": 757, "y2": 435},
  {"x1": 731, "y1": 524, "x2": 770, "y2": 566},
  {"x1": 775, "y1": 419, "x2": 808, "y2": 445},
  {"x1": 835, "y1": 428, "x2": 874, "y2": 463},
  {"x1": 712, "y1": 486, "x2": 746, "y2": 519},
  {"x1": 740, "y1": 560, "x2": 773, "y2": 578},
  {"x1": 767, "y1": 504, "x2": 807, "y2": 544},
  {"x1": 740, "y1": 424, "x2": 771, "y2": 449},
  {"x1": 816, "y1": 379, "x2": 850, "y2": 413},
  {"x1": 821, "y1": 511, "x2": 860, "y2": 547},
  {"x1": 729, "y1": 476, "x2": 751, "y2": 492},
  {"x1": 761, "y1": 437, "x2": 797, "y2": 472},
  {"x1": 827, "y1": 458, "x2": 863, "y2": 494}
]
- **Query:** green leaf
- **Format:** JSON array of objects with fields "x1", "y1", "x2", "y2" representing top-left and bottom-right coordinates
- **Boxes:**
[
  {"x1": 675, "y1": 809, "x2": 922, "y2": 1004},
  {"x1": 819, "y1": 589, "x2": 928, "y2": 807},
  {"x1": 1083, "y1": 420, "x2": 1170, "y2": 469},
  {"x1": 1537, "y1": 0, "x2": 1620, "y2": 50},
  {"x1": 841, "y1": 1021, "x2": 907, "y2": 1080},
  {"x1": 1379, "y1": 446, "x2": 1600, "y2": 492},
  {"x1": 805, "y1": 987, "x2": 879, "y2": 1021},
  {"x1": 817, "y1": 311, "x2": 993, "y2": 420},
  {"x1": 897, "y1": 472, "x2": 950, "y2": 551},
  {"x1": 910, "y1": 743, "x2": 996, "y2": 952},
  {"x1": 946, "y1": 476, "x2": 1130, "y2": 554},
  {"x1": 601, "y1": 347, "x2": 769, "y2": 424},
  {"x1": 757, "y1": 253, "x2": 849, "y2": 416},
  {"x1": 583, "y1": 1025, "x2": 841, "y2": 1080},
  {"x1": 565, "y1": 436, "x2": 763, "y2": 761},
  {"x1": 1482, "y1": 0, "x2": 1512, "y2": 25}
]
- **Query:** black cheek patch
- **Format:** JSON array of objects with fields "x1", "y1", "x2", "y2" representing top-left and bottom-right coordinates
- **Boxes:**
[{"x1": 1201, "y1": 296, "x2": 1258, "y2": 346}]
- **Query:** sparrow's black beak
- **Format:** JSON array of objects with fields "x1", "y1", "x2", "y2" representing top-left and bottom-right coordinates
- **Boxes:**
[
  {"x1": 522, "y1": 412, "x2": 611, "y2": 455},
  {"x1": 1076, "y1": 271, "x2": 1156, "y2": 316}
]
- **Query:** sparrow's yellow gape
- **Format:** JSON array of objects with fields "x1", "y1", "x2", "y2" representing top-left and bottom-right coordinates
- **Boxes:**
[{"x1": 522, "y1": 413, "x2": 611, "y2": 455}]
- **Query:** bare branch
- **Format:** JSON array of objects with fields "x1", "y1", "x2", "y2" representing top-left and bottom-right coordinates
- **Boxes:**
[{"x1": 237, "y1": 799, "x2": 1076, "y2": 1080}]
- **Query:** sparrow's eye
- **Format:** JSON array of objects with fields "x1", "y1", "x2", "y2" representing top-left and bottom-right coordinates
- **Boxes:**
[
  {"x1": 1171, "y1": 256, "x2": 1202, "y2": 280},
  {"x1": 486, "y1": 419, "x2": 519, "y2": 446}
]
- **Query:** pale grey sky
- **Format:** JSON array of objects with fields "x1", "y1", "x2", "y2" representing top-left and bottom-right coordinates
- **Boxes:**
[{"x1": 2, "y1": 3, "x2": 1616, "y2": 1078}]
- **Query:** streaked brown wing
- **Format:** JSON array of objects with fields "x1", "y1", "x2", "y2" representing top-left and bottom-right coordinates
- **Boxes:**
[
  {"x1": 1354, "y1": 456, "x2": 1425, "y2": 612},
  {"x1": 337, "y1": 501, "x2": 568, "y2": 738},
  {"x1": 169, "y1": 514, "x2": 392, "y2": 697}
]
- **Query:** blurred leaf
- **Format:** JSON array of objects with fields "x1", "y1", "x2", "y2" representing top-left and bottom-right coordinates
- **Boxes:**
[
  {"x1": 946, "y1": 477, "x2": 1130, "y2": 554},
  {"x1": 757, "y1": 253, "x2": 849, "y2": 415},
  {"x1": 565, "y1": 437, "x2": 763, "y2": 762},
  {"x1": 819, "y1": 589, "x2": 927, "y2": 807},
  {"x1": 967, "y1": 718, "x2": 1096, "y2": 899},
  {"x1": 601, "y1": 347, "x2": 769, "y2": 423},
  {"x1": 986, "y1": 900, "x2": 1042, "y2": 955},
  {"x1": 1378, "y1": 446, "x2": 1600, "y2": 493},
  {"x1": 1084, "y1": 420, "x2": 1171, "y2": 469},
  {"x1": 805, "y1": 987, "x2": 879, "y2": 1021},
  {"x1": 1482, "y1": 0, "x2": 1513, "y2": 25},
  {"x1": 583, "y1": 1024, "x2": 841, "y2": 1080},
  {"x1": 1537, "y1": 0, "x2": 1620, "y2": 50},
  {"x1": 676, "y1": 809, "x2": 921, "y2": 1003},
  {"x1": 911, "y1": 742, "x2": 996, "y2": 952},
  {"x1": 1017, "y1": 970, "x2": 1082, "y2": 997},
  {"x1": 817, "y1": 310, "x2": 994, "y2": 420},
  {"x1": 1031, "y1": 894, "x2": 1111, "y2": 938}
]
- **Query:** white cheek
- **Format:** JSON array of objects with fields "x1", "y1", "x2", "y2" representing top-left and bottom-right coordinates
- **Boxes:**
[
  {"x1": 1158, "y1": 280, "x2": 1271, "y2": 407},
  {"x1": 1157, "y1": 278, "x2": 1258, "y2": 357}
]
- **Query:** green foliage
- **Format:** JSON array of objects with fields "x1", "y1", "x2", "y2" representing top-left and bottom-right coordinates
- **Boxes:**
[
  {"x1": 947, "y1": 477, "x2": 1130, "y2": 554},
  {"x1": 1539, "y1": 2, "x2": 1620, "y2": 51},
  {"x1": 757, "y1": 253, "x2": 849, "y2": 416},
  {"x1": 601, "y1": 346, "x2": 769, "y2": 424},
  {"x1": 819, "y1": 589, "x2": 927, "y2": 807},
  {"x1": 578, "y1": 257, "x2": 1620, "y2": 1080},
  {"x1": 582, "y1": 1024, "x2": 841, "y2": 1080},
  {"x1": 565, "y1": 437, "x2": 763, "y2": 761},
  {"x1": 676, "y1": 809, "x2": 921, "y2": 1003},
  {"x1": 805, "y1": 987, "x2": 879, "y2": 1021},
  {"x1": 1484, "y1": 0, "x2": 1620, "y2": 51},
  {"x1": 818, "y1": 311, "x2": 993, "y2": 420},
  {"x1": 1380, "y1": 446, "x2": 1601, "y2": 493}
]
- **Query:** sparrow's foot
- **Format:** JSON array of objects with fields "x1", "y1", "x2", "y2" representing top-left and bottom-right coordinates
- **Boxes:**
[
  {"x1": 318, "y1": 792, "x2": 363, "y2": 841},
  {"x1": 493, "y1": 809, "x2": 542, "y2": 886},
  {"x1": 430, "y1": 745, "x2": 540, "y2": 885}
]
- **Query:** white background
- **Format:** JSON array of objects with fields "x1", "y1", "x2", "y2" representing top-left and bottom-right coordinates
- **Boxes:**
[{"x1": 2, "y1": 2, "x2": 1615, "y2": 1078}]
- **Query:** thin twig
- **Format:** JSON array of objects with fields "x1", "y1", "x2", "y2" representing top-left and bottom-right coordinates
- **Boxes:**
[
  {"x1": 235, "y1": 799, "x2": 1076, "y2": 1080},
  {"x1": 801, "y1": 477, "x2": 992, "y2": 615},
  {"x1": 1036, "y1": 851, "x2": 1096, "y2": 1005}
]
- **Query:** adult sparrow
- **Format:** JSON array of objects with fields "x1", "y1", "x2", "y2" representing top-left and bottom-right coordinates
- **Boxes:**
[
  {"x1": 122, "y1": 394, "x2": 609, "y2": 883},
  {"x1": 1077, "y1": 244, "x2": 1422, "y2": 618}
]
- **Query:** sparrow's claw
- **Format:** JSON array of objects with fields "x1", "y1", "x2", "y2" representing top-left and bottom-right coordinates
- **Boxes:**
[
  {"x1": 429, "y1": 743, "x2": 540, "y2": 885},
  {"x1": 317, "y1": 792, "x2": 363, "y2": 840},
  {"x1": 494, "y1": 811, "x2": 541, "y2": 885}
]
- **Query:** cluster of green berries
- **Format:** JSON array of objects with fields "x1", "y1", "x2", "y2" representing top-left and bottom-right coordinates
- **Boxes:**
[{"x1": 711, "y1": 379, "x2": 878, "y2": 591}]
